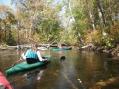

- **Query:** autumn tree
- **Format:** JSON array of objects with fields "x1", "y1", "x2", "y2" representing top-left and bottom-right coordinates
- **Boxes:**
[
  {"x1": 12, "y1": 0, "x2": 61, "y2": 43},
  {"x1": 0, "y1": 5, "x2": 17, "y2": 45}
]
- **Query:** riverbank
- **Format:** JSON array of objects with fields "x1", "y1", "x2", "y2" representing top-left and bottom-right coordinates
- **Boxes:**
[
  {"x1": 80, "y1": 43, "x2": 119, "y2": 59},
  {"x1": 0, "y1": 44, "x2": 33, "y2": 50},
  {"x1": 95, "y1": 44, "x2": 119, "y2": 58}
]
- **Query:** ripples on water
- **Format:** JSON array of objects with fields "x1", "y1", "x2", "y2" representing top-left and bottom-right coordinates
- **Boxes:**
[{"x1": 0, "y1": 49, "x2": 119, "y2": 89}]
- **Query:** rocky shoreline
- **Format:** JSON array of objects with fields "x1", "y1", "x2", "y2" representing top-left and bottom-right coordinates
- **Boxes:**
[
  {"x1": 80, "y1": 43, "x2": 119, "y2": 59},
  {"x1": 96, "y1": 45, "x2": 119, "y2": 58}
]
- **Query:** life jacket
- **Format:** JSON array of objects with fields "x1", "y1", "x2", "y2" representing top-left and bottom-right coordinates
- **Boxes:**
[{"x1": 25, "y1": 49, "x2": 38, "y2": 59}]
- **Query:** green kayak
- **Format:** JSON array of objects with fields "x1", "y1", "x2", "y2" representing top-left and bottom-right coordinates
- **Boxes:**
[
  {"x1": 6, "y1": 61, "x2": 49, "y2": 76},
  {"x1": 51, "y1": 47, "x2": 72, "y2": 51}
]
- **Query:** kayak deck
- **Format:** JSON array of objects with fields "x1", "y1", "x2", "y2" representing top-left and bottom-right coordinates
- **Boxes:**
[{"x1": 6, "y1": 61, "x2": 49, "y2": 76}]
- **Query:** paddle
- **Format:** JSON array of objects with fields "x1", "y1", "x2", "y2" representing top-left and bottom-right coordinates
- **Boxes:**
[
  {"x1": 12, "y1": 48, "x2": 26, "y2": 67},
  {"x1": 11, "y1": 58, "x2": 23, "y2": 66},
  {"x1": 9, "y1": 48, "x2": 26, "y2": 69},
  {"x1": 5, "y1": 59, "x2": 22, "y2": 71}
]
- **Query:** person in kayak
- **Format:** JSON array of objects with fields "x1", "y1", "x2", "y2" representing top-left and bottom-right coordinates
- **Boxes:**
[{"x1": 20, "y1": 44, "x2": 47, "y2": 64}]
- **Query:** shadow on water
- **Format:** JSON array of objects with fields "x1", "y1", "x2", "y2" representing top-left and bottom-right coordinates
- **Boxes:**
[{"x1": 0, "y1": 49, "x2": 119, "y2": 89}]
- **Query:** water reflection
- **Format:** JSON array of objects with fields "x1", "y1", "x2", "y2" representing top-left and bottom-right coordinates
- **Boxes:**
[
  {"x1": 58, "y1": 61, "x2": 85, "y2": 89},
  {"x1": 0, "y1": 49, "x2": 119, "y2": 89},
  {"x1": 10, "y1": 66, "x2": 47, "y2": 89},
  {"x1": 79, "y1": 51, "x2": 105, "y2": 87},
  {"x1": 52, "y1": 50, "x2": 86, "y2": 89}
]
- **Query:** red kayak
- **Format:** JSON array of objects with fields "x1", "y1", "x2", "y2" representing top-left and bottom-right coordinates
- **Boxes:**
[{"x1": 0, "y1": 72, "x2": 13, "y2": 89}]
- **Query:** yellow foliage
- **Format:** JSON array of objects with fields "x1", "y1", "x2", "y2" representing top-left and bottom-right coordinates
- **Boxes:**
[
  {"x1": 110, "y1": 23, "x2": 119, "y2": 41},
  {"x1": 84, "y1": 30, "x2": 102, "y2": 45}
]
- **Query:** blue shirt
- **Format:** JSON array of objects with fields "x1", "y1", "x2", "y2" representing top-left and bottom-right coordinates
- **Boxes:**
[{"x1": 25, "y1": 49, "x2": 38, "y2": 59}]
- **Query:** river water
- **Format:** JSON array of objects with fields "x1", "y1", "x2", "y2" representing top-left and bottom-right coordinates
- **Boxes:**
[{"x1": 0, "y1": 49, "x2": 119, "y2": 89}]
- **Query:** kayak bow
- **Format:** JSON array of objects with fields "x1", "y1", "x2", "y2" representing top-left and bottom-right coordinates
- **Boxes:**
[{"x1": 0, "y1": 71, "x2": 13, "y2": 89}]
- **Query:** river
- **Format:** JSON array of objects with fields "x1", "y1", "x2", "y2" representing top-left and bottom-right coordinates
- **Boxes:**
[{"x1": 0, "y1": 49, "x2": 119, "y2": 89}]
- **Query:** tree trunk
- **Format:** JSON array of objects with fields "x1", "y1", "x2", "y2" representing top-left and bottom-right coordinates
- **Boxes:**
[
  {"x1": 89, "y1": 10, "x2": 96, "y2": 30},
  {"x1": 85, "y1": 0, "x2": 96, "y2": 30},
  {"x1": 96, "y1": 0, "x2": 106, "y2": 27}
]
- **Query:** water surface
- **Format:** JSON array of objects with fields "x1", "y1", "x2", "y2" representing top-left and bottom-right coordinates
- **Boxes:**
[{"x1": 0, "y1": 49, "x2": 119, "y2": 89}]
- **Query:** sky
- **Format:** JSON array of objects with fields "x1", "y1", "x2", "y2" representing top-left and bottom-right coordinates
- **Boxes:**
[
  {"x1": 0, "y1": 0, "x2": 11, "y2": 6},
  {"x1": 0, "y1": 0, "x2": 15, "y2": 10}
]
